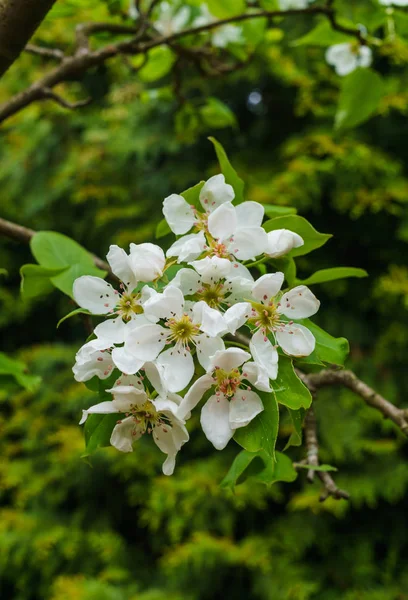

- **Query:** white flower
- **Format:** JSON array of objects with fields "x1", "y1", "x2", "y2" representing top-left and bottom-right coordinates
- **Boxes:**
[
  {"x1": 154, "y1": 2, "x2": 191, "y2": 36},
  {"x1": 178, "y1": 348, "x2": 269, "y2": 450},
  {"x1": 119, "y1": 286, "x2": 226, "y2": 390},
  {"x1": 279, "y1": 0, "x2": 309, "y2": 8},
  {"x1": 194, "y1": 4, "x2": 243, "y2": 48},
  {"x1": 233, "y1": 272, "x2": 320, "y2": 377},
  {"x1": 379, "y1": 0, "x2": 408, "y2": 5},
  {"x1": 265, "y1": 229, "x2": 304, "y2": 258},
  {"x1": 80, "y1": 378, "x2": 189, "y2": 475},
  {"x1": 73, "y1": 338, "x2": 114, "y2": 382},
  {"x1": 326, "y1": 43, "x2": 372, "y2": 77},
  {"x1": 73, "y1": 243, "x2": 164, "y2": 345},
  {"x1": 128, "y1": 1, "x2": 139, "y2": 20}
]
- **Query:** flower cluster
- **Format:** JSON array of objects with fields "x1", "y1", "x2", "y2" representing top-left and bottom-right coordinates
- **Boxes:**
[{"x1": 73, "y1": 174, "x2": 320, "y2": 474}]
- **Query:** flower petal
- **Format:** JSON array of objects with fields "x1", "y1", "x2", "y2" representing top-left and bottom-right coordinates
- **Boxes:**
[
  {"x1": 276, "y1": 323, "x2": 316, "y2": 357},
  {"x1": 193, "y1": 301, "x2": 226, "y2": 337},
  {"x1": 125, "y1": 323, "x2": 168, "y2": 361},
  {"x1": 235, "y1": 201, "x2": 264, "y2": 228},
  {"x1": 79, "y1": 400, "x2": 118, "y2": 425},
  {"x1": 190, "y1": 256, "x2": 232, "y2": 283},
  {"x1": 152, "y1": 417, "x2": 189, "y2": 475},
  {"x1": 265, "y1": 229, "x2": 304, "y2": 258},
  {"x1": 106, "y1": 245, "x2": 137, "y2": 290},
  {"x1": 129, "y1": 242, "x2": 165, "y2": 282},
  {"x1": 228, "y1": 226, "x2": 268, "y2": 260},
  {"x1": 177, "y1": 373, "x2": 214, "y2": 420},
  {"x1": 167, "y1": 231, "x2": 206, "y2": 263},
  {"x1": 225, "y1": 275, "x2": 254, "y2": 304},
  {"x1": 242, "y1": 360, "x2": 271, "y2": 392},
  {"x1": 156, "y1": 347, "x2": 195, "y2": 392},
  {"x1": 251, "y1": 272, "x2": 284, "y2": 303},
  {"x1": 229, "y1": 389, "x2": 264, "y2": 430},
  {"x1": 143, "y1": 361, "x2": 168, "y2": 396},
  {"x1": 73, "y1": 276, "x2": 117, "y2": 314},
  {"x1": 107, "y1": 386, "x2": 147, "y2": 412},
  {"x1": 209, "y1": 347, "x2": 251, "y2": 372},
  {"x1": 279, "y1": 285, "x2": 320, "y2": 319},
  {"x1": 199, "y1": 174, "x2": 235, "y2": 212},
  {"x1": 195, "y1": 333, "x2": 225, "y2": 371},
  {"x1": 94, "y1": 317, "x2": 127, "y2": 344},
  {"x1": 111, "y1": 346, "x2": 145, "y2": 375},
  {"x1": 223, "y1": 301, "x2": 251, "y2": 335},
  {"x1": 249, "y1": 330, "x2": 278, "y2": 380},
  {"x1": 170, "y1": 268, "x2": 201, "y2": 296},
  {"x1": 200, "y1": 394, "x2": 233, "y2": 450},
  {"x1": 73, "y1": 341, "x2": 114, "y2": 382},
  {"x1": 110, "y1": 416, "x2": 142, "y2": 452},
  {"x1": 144, "y1": 286, "x2": 184, "y2": 321},
  {"x1": 114, "y1": 373, "x2": 144, "y2": 389},
  {"x1": 207, "y1": 202, "x2": 237, "y2": 240},
  {"x1": 163, "y1": 194, "x2": 196, "y2": 234}
]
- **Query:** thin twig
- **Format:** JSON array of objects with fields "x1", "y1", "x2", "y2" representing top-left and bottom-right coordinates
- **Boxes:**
[
  {"x1": 25, "y1": 44, "x2": 65, "y2": 61},
  {"x1": 40, "y1": 88, "x2": 92, "y2": 109}
]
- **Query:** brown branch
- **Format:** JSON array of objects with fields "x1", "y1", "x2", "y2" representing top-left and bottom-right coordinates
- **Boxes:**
[
  {"x1": 40, "y1": 88, "x2": 92, "y2": 109},
  {"x1": 0, "y1": 217, "x2": 113, "y2": 276},
  {"x1": 304, "y1": 407, "x2": 350, "y2": 501},
  {"x1": 0, "y1": 0, "x2": 57, "y2": 77},
  {"x1": 0, "y1": 5, "x2": 365, "y2": 125},
  {"x1": 25, "y1": 44, "x2": 64, "y2": 61}
]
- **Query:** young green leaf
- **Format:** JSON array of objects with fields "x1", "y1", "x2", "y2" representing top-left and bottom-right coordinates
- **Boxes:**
[
  {"x1": 20, "y1": 264, "x2": 67, "y2": 299},
  {"x1": 274, "y1": 357, "x2": 312, "y2": 410},
  {"x1": 221, "y1": 449, "x2": 297, "y2": 488},
  {"x1": 234, "y1": 389, "x2": 279, "y2": 459},
  {"x1": 181, "y1": 181, "x2": 205, "y2": 209},
  {"x1": 335, "y1": 68, "x2": 384, "y2": 130},
  {"x1": 0, "y1": 351, "x2": 41, "y2": 391},
  {"x1": 293, "y1": 20, "x2": 354, "y2": 47},
  {"x1": 200, "y1": 98, "x2": 237, "y2": 129},
  {"x1": 138, "y1": 47, "x2": 176, "y2": 83},
  {"x1": 57, "y1": 307, "x2": 92, "y2": 328},
  {"x1": 263, "y1": 215, "x2": 331, "y2": 257},
  {"x1": 30, "y1": 231, "x2": 96, "y2": 269},
  {"x1": 263, "y1": 205, "x2": 297, "y2": 218},
  {"x1": 208, "y1": 137, "x2": 245, "y2": 203},
  {"x1": 284, "y1": 407, "x2": 305, "y2": 451},
  {"x1": 298, "y1": 267, "x2": 368, "y2": 286},
  {"x1": 83, "y1": 413, "x2": 120, "y2": 455},
  {"x1": 297, "y1": 319, "x2": 349, "y2": 366}
]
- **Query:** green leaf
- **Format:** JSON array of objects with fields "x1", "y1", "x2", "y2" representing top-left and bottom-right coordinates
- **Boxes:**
[
  {"x1": 221, "y1": 449, "x2": 297, "y2": 488},
  {"x1": 284, "y1": 407, "x2": 305, "y2": 450},
  {"x1": 181, "y1": 181, "x2": 205, "y2": 209},
  {"x1": 51, "y1": 263, "x2": 106, "y2": 299},
  {"x1": 155, "y1": 218, "x2": 171, "y2": 239},
  {"x1": 234, "y1": 389, "x2": 279, "y2": 459},
  {"x1": 295, "y1": 463, "x2": 338, "y2": 472},
  {"x1": 263, "y1": 215, "x2": 331, "y2": 257},
  {"x1": 298, "y1": 319, "x2": 349, "y2": 366},
  {"x1": 0, "y1": 351, "x2": 41, "y2": 391},
  {"x1": 206, "y1": 0, "x2": 245, "y2": 17},
  {"x1": 274, "y1": 356, "x2": 312, "y2": 410},
  {"x1": 0, "y1": 268, "x2": 7, "y2": 276},
  {"x1": 293, "y1": 19, "x2": 354, "y2": 47},
  {"x1": 20, "y1": 264, "x2": 67, "y2": 299},
  {"x1": 200, "y1": 98, "x2": 237, "y2": 129},
  {"x1": 335, "y1": 68, "x2": 384, "y2": 130},
  {"x1": 83, "y1": 413, "x2": 120, "y2": 455},
  {"x1": 57, "y1": 307, "x2": 92, "y2": 328},
  {"x1": 267, "y1": 256, "x2": 297, "y2": 287},
  {"x1": 208, "y1": 137, "x2": 245, "y2": 203},
  {"x1": 263, "y1": 205, "x2": 297, "y2": 218},
  {"x1": 138, "y1": 47, "x2": 176, "y2": 82},
  {"x1": 298, "y1": 267, "x2": 368, "y2": 286},
  {"x1": 30, "y1": 231, "x2": 96, "y2": 269}
]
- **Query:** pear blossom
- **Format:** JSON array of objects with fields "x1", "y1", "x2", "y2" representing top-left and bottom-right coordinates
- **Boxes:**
[
  {"x1": 118, "y1": 286, "x2": 226, "y2": 391},
  {"x1": 73, "y1": 338, "x2": 114, "y2": 382},
  {"x1": 80, "y1": 377, "x2": 189, "y2": 475},
  {"x1": 279, "y1": 0, "x2": 309, "y2": 8},
  {"x1": 178, "y1": 348, "x2": 270, "y2": 450},
  {"x1": 73, "y1": 243, "x2": 164, "y2": 345},
  {"x1": 193, "y1": 5, "x2": 243, "y2": 48},
  {"x1": 379, "y1": 0, "x2": 408, "y2": 5},
  {"x1": 265, "y1": 229, "x2": 304, "y2": 258},
  {"x1": 326, "y1": 43, "x2": 372, "y2": 77},
  {"x1": 153, "y1": 2, "x2": 191, "y2": 36}
]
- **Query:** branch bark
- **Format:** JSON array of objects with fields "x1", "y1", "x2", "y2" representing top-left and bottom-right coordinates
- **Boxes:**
[{"x1": 0, "y1": 0, "x2": 57, "y2": 77}]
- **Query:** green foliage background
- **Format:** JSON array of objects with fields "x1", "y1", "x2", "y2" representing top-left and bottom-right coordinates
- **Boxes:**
[{"x1": 1, "y1": 1, "x2": 408, "y2": 598}]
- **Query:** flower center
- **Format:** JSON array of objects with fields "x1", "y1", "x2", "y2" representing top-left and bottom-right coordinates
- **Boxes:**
[
  {"x1": 249, "y1": 300, "x2": 281, "y2": 332},
  {"x1": 129, "y1": 399, "x2": 171, "y2": 435},
  {"x1": 214, "y1": 367, "x2": 242, "y2": 398},
  {"x1": 197, "y1": 282, "x2": 226, "y2": 309},
  {"x1": 167, "y1": 314, "x2": 200, "y2": 347},
  {"x1": 118, "y1": 292, "x2": 143, "y2": 321}
]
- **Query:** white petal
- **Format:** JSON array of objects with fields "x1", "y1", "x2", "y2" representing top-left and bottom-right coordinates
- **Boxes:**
[
  {"x1": 106, "y1": 245, "x2": 137, "y2": 290},
  {"x1": 199, "y1": 174, "x2": 234, "y2": 212},
  {"x1": 110, "y1": 417, "x2": 142, "y2": 452},
  {"x1": 170, "y1": 268, "x2": 201, "y2": 296},
  {"x1": 265, "y1": 229, "x2": 304, "y2": 258},
  {"x1": 249, "y1": 330, "x2": 278, "y2": 380},
  {"x1": 94, "y1": 317, "x2": 127, "y2": 344},
  {"x1": 207, "y1": 202, "x2": 237, "y2": 241},
  {"x1": 225, "y1": 276, "x2": 254, "y2": 304},
  {"x1": 129, "y1": 242, "x2": 165, "y2": 282},
  {"x1": 228, "y1": 226, "x2": 268, "y2": 260},
  {"x1": 143, "y1": 361, "x2": 167, "y2": 396},
  {"x1": 200, "y1": 394, "x2": 233, "y2": 450},
  {"x1": 144, "y1": 286, "x2": 184, "y2": 321},
  {"x1": 162, "y1": 194, "x2": 196, "y2": 234},
  {"x1": 111, "y1": 346, "x2": 144, "y2": 375},
  {"x1": 229, "y1": 389, "x2": 264, "y2": 430},
  {"x1": 251, "y1": 272, "x2": 284, "y2": 303},
  {"x1": 325, "y1": 43, "x2": 350, "y2": 66},
  {"x1": 228, "y1": 262, "x2": 254, "y2": 281},
  {"x1": 114, "y1": 373, "x2": 144, "y2": 389},
  {"x1": 125, "y1": 323, "x2": 168, "y2": 361},
  {"x1": 358, "y1": 45, "x2": 372, "y2": 68},
  {"x1": 177, "y1": 374, "x2": 214, "y2": 420},
  {"x1": 279, "y1": 285, "x2": 320, "y2": 319},
  {"x1": 73, "y1": 343, "x2": 114, "y2": 382},
  {"x1": 109, "y1": 386, "x2": 147, "y2": 411},
  {"x1": 166, "y1": 231, "x2": 206, "y2": 263},
  {"x1": 190, "y1": 256, "x2": 232, "y2": 283},
  {"x1": 156, "y1": 347, "x2": 195, "y2": 392},
  {"x1": 276, "y1": 323, "x2": 316, "y2": 357},
  {"x1": 195, "y1": 334, "x2": 225, "y2": 371},
  {"x1": 242, "y1": 360, "x2": 271, "y2": 392},
  {"x1": 73, "y1": 276, "x2": 117, "y2": 314},
  {"x1": 79, "y1": 400, "x2": 118, "y2": 425},
  {"x1": 235, "y1": 201, "x2": 264, "y2": 229},
  {"x1": 224, "y1": 302, "x2": 251, "y2": 335},
  {"x1": 152, "y1": 418, "x2": 189, "y2": 475},
  {"x1": 193, "y1": 301, "x2": 226, "y2": 337},
  {"x1": 209, "y1": 347, "x2": 251, "y2": 372}
]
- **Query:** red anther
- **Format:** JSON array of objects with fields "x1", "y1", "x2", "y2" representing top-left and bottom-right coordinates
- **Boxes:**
[
  {"x1": 264, "y1": 337, "x2": 267, "y2": 342},
  {"x1": 263, "y1": 295, "x2": 268, "y2": 300},
  {"x1": 97, "y1": 357, "x2": 103, "y2": 362},
  {"x1": 233, "y1": 264, "x2": 238, "y2": 268},
  {"x1": 104, "y1": 303, "x2": 109, "y2": 307}
]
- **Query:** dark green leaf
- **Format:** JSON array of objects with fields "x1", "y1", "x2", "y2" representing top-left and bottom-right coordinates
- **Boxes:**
[
  {"x1": 298, "y1": 319, "x2": 349, "y2": 366},
  {"x1": 263, "y1": 215, "x2": 331, "y2": 256},
  {"x1": 0, "y1": 351, "x2": 41, "y2": 391},
  {"x1": 181, "y1": 181, "x2": 205, "y2": 209},
  {"x1": 284, "y1": 407, "x2": 305, "y2": 450},
  {"x1": 84, "y1": 413, "x2": 120, "y2": 454},
  {"x1": 221, "y1": 449, "x2": 297, "y2": 488},
  {"x1": 234, "y1": 389, "x2": 279, "y2": 459},
  {"x1": 274, "y1": 356, "x2": 312, "y2": 410},
  {"x1": 298, "y1": 267, "x2": 368, "y2": 286},
  {"x1": 51, "y1": 263, "x2": 106, "y2": 299},
  {"x1": 208, "y1": 137, "x2": 245, "y2": 203},
  {"x1": 30, "y1": 231, "x2": 96, "y2": 269},
  {"x1": 335, "y1": 68, "x2": 384, "y2": 130}
]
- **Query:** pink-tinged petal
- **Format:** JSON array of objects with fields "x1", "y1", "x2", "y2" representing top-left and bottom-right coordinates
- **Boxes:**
[
  {"x1": 111, "y1": 346, "x2": 144, "y2": 375},
  {"x1": 94, "y1": 317, "x2": 127, "y2": 344},
  {"x1": 195, "y1": 334, "x2": 225, "y2": 372},
  {"x1": 113, "y1": 373, "x2": 144, "y2": 389},
  {"x1": 73, "y1": 341, "x2": 114, "y2": 382},
  {"x1": 227, "y1": 226, "x2": 268, "y2": 260},
  {"x1": 156, "y1": 347, "x2": 195, "y2": 392},
  {"x1": 278, "y1": 285, "x2": 320, "y2": 319},
  {"x1": 251, "y1": 272, "x2": 284, "y2": 303},
  {"x1": 125, "y1": 323, "x2": 168, "y2": 361},
  {"x1": 235, "y1": 201, "x2": 264, "y2": 228},
  {"x1": 110, "y1": 417, "x2": 143, "y2": 452},
  {"x1": 209, "y1": 347, "x2": 251, "y2": 372},
  {"x1": 229, "y1": 389, "x2": 264, "y2": 430},
  {"x1": 207, "y1": 202, "x2": 237, "y2": 241},
  {"x1": 200, "y1": 394, "x2": 234, "y2": 450},
  {"x1": 73, "y1": 276, "x2": 117, "y2": 314},
  {"x1": 276, "y1": 323, "x2": 315, "y2": 357},
  {"x1": 249, "y1": 330, "x2": 278, "y2": 381},
  {"x1": 163, "y1": 194, "x2": 196, "y2": 235},
  {"x1": 199, "y1": 174, "x2": 235, "y2": 212},
  {"x1": 224, "y1": 302, "x2": 251, "y2": 335},
  {"x1": 106, "y1": 245, "x2": 137, "y2": 290}
]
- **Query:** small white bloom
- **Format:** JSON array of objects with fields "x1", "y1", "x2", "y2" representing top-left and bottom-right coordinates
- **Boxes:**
[
  {"x1": 167, "y1": 231, "x2": 207, "y2": 263},
  {"x1": 80, "y1": 380, "x2": 189, "y2": 475},
  {"x1": 73, "y1": 339, "x2": 114, "y2": 382},
  {"x1": 178, "y1": 347, "x2": 269, "y2": 450},
  {"x1": 265, "y1": 229, "x2": 304, "y2": 258},
  {"x1": 154, "y1": 2, "x2": 191, "y2": 36},
  {"x1": 326, "y1": 43, "x2": 372, "y2": 77},
  {"x1": 279, "y1": 0, "x2": 309, "y2": 8},
  {"x1": 379, "y1": 0, "x2": 408, "y2": 5},
  {"x1": 194, "y1": 5, "x2": 243, "y2": 48},
  {"x1": 163, "y1": 194, "x2": 196, "y2": 235},
  {"x1": 128, "y1": 1, "x2": 139, "y2": 20}
]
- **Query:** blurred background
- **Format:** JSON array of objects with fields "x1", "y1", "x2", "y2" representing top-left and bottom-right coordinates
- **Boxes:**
[{"x1": 1, "y1": 1, "x2": 408, "y2": 598}]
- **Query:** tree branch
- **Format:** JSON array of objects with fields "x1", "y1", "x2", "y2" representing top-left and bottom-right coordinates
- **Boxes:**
[
  {"x1": 40, "y1": 88, "x2": 92, "y2": 109},
  {"x1": 0, "y1": 5, "x2": 365, "y2": 125},
  {"x1": 25, "y1": 44, "x2": 64, "y2": 61},
  {"x1": 0, "y1": 0, "x2": 57, "y2": 77}
]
